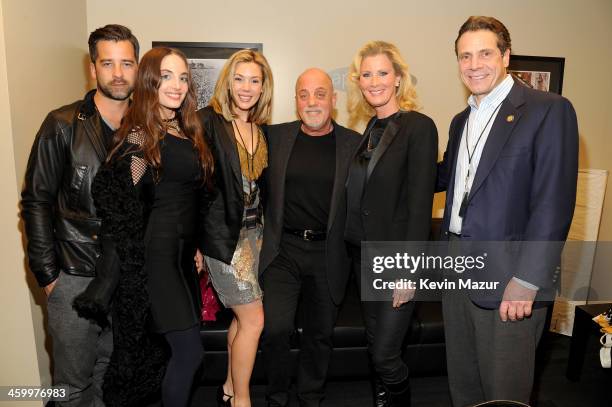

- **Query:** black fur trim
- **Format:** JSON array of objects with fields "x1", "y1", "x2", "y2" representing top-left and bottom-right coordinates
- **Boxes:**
[{"x1": 92, "y1": 149, "x2": 169, "y2": 406}]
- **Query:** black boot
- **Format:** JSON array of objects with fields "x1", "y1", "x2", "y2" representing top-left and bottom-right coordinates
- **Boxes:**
[
  {"x1": 371, "y1": 375, "x2": 390, "y2": 407},
  {"x1": 386, "y1": 376, "x2": 411, "y2": 407}
]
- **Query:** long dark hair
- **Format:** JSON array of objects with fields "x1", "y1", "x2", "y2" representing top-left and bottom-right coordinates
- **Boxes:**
[{"x1": 111, "y1": 47, "x2": 213, "y2": 184}]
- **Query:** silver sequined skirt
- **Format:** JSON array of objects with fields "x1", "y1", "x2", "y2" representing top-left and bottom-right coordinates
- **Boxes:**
[{"x1": 205, "y1": 224, "x2": 263, "y2": 307}]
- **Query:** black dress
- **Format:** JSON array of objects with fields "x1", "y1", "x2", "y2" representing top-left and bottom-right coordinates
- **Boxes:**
[
  {"x1": 72, "y1": 131, "x2": 211, "y2": 405},
  {"x1": 145, "y1": 134, "x2": 202, "y2": 333}
]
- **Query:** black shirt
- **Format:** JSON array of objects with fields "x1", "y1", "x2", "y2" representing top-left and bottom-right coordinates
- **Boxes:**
[
  {"x1": 283, "y1": 128, "x2": 336, "y2": 231},
  {"x1": 100, "y1": 116, "x2": 116, "y2": 150},
  {"x1": 344, "y1": 114, "x2": 394, "y2": 245},
  {"x1": 364, "y1": 114, "x2": 392, "y2": 155}
]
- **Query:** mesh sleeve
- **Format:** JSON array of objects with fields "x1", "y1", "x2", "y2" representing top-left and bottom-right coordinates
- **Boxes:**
[{"x1": 126, "y1": 130, "x2": 147, "y2": 185}]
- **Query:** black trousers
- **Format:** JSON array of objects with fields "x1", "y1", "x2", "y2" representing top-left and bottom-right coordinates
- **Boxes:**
[
  {"x1": 347, "y1": 243, "x2": 414, "y2": 385},
  {"x1": 261, "y1": 233, "x2": 338, "y2": 407}
]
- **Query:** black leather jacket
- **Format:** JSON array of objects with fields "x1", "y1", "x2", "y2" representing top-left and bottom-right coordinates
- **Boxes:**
[{"x1": 21, "y1": 89, "x2": 110, "y2": 287}]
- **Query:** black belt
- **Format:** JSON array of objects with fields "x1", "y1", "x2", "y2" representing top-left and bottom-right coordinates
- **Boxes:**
[
  {"x1": 448, "y1": 232, "x2": 462, "y2": 240},
  {"x1": 283, "y1": 228, "x2": 326, "y2": 241}
]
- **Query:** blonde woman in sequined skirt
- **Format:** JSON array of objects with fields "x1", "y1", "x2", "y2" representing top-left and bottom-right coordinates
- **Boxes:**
[{"x1": 196, "y1": 49, "x2": 274, "y2": 407}]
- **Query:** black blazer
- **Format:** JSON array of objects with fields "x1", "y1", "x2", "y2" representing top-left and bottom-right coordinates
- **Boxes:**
[
  {"x1": 346, "y1": 111, "x2": 438, "y2": 241},
  {"x1": 259, "y1": 121, "x2": 362, "y2": 305},
  {"x1": 197, "y1": 106, "x2": 264, "y2": 264}
]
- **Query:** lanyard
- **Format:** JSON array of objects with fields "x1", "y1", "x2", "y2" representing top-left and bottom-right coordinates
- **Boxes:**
[
  {"x1": 458, "y1": 101, "x2": 503, "y2": 217},
  {"x1": 464, "y1": 101, "x2": 503, "y2": 166}
]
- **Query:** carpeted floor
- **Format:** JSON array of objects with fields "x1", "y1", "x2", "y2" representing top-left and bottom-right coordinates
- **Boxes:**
[{"x1": 191, "y1": 332, "x2": 611, "y2": 406}]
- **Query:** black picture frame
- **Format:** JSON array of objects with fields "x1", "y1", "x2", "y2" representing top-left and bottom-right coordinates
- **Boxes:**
[
  {"x1": 152, "y1": 42, "x2": 263, "y2": 109},
  {"x1": 508, "y1": 54, "x2": 565, "y2": 95}
]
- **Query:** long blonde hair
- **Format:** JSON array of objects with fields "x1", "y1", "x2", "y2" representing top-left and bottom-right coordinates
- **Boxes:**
[
  {"x1": 209, "y1": 49, "x2": 273, "y2": 124},
  {"x1": 347, "y1": 41, "x2": 419, "y2": 127}
]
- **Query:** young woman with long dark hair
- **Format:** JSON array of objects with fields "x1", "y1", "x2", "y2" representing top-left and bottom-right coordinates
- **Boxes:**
[{"x1": 75, "y1": 46, "x2": 214, "y2": 407}]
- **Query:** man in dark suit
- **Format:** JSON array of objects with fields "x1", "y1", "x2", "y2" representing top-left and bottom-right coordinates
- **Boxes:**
[
  {"x1": 260, "y1": 68, "x2": 361, "y2": 407},
  {"x1": 437, "y1": 16, "x2": 578, "y2": 406}
]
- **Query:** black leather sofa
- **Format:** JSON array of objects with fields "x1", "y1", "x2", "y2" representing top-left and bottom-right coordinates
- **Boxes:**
[
  {"x1": 200, "y1": 287, "x2": 445, "y2": 383},
  {"x1": 199, "y1": 219, "x2": 446, "y2": 382}
]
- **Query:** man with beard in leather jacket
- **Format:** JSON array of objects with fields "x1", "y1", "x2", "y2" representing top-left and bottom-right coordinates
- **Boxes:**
[{"x1": 20, "y1": 24, "x2": 139, "y2": 406}]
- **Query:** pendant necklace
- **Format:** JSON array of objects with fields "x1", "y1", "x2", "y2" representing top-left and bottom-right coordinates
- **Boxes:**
[{"x1": 233, "y1": 120, "x2": 256, "y2": 203}]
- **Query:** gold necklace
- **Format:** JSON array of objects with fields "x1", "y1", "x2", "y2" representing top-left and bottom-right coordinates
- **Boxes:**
[
  {"x1": 162, "y1": 118, "x2": 182, "y2": 135},
  {"x1": 233, "y1": 121, "x2": 259, "y2": 206},
  {"x1": 233, "y1": 120, "x2": 255, "y2": 170}
]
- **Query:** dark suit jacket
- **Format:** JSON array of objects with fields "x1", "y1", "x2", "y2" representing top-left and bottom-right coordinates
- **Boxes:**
[
  {"x1": 346, "y1": 111, "x2": 438, "y2": 242},
  {"x1": 437, "y1": 82, "x2": 579, "y2": 306},
  {"x1": 197, "y1": 106, "x2": 264, "y2": 264},
  {"x1": 259, "y1": 121, "x2": 361, "y2": 305}
]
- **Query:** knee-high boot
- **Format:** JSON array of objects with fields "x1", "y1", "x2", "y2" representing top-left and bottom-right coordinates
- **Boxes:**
[
  {"x1": 371, "y1": 374, "x2": 390, "y2": 407},
  {"x1": 386, "y1": 376, "x2": 411, "y2": 407}
]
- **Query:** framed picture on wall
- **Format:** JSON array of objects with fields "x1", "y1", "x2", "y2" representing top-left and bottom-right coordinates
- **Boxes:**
[
  {"x1": 508, "y1": 55, "x2": 565, "y2": 95},
  {"x1": 152, "y1": 42, "x2": 263, "y2": 109}
]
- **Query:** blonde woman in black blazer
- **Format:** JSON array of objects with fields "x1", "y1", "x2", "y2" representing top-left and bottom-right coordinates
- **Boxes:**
[
  {"x1": 197, "y1": 49, "x2": 273, "y2": 407},
  {"x1": 345, "y1": 41, "x2": 438, "y2": 407}
]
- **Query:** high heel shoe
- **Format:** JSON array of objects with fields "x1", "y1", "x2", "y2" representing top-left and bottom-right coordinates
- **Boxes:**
[{"x1": 216, "y1": 385, "x2": 233, "y2": 407}]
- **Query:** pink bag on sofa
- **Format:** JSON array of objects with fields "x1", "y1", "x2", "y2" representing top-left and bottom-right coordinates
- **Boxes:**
[{"x1": 200, "y1": 271, "x2": 221, "y2": 322}]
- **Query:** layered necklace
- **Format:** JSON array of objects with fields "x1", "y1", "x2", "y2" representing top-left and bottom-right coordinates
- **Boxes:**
[
  {"x1": 233, "y1": 120, "x2": 258, "y2": 206},
  {"x1": 162, "y1": 117, "x2": 183, "y2": 137},
  {"x1": 233, "y1": 120, "x2": 256, "y2": 177}
]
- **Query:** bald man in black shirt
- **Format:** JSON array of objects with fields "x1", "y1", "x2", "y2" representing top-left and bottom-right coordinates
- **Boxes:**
[{"x1": 259, "y1": 68, "x2": 361, "y2": 407}]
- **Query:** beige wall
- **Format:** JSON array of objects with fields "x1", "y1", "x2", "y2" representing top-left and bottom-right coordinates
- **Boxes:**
[
  {"x1": 5, "y1": 0, "x2": 89, "y2": 185},
  {"x1": 0, "y1": 3, "x2": 42, "y2": 405},
  {"x1": 2, "y1": 0, "x2": 87, "y2": 391}
]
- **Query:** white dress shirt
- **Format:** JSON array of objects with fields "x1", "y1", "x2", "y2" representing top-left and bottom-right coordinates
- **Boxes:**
[
  {"x1": 448, "y1": 75, "x2": 539, "y2": 291},
  {"x1": 449, "y1": 74, "x2": 514, "y2": 234}
]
